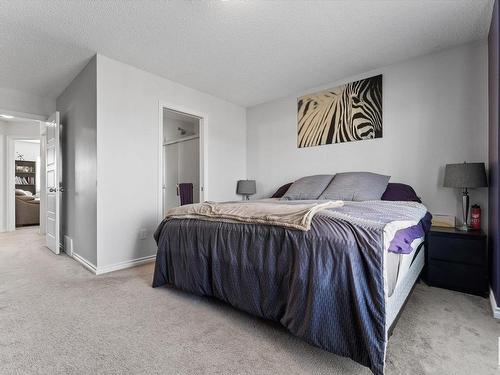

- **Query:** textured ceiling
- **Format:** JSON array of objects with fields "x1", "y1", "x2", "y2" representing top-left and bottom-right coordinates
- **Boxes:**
[{"x1": 0, "y1": 0, "x2": 493, "y2": 107}]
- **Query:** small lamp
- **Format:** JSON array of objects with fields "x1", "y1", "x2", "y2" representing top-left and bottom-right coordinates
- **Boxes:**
[
  {"x1": 444, "y1": 162, "x2": 487, "y2": 231},
  {"x1": 237, "y1": 180, "x2": 256, "y2": 200}
]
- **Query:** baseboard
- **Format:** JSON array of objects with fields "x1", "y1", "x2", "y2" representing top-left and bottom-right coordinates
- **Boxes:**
[
  {"x1": 95, "y1": 254, "x2": 156, "y2": 275},
  {"x1": 70, "y1": 251, "x2": 155, "y2": 275},
  {"x1": 489, "y1": 289, "x2": 500, "y2": 319},
  {"x1": 72, "y1": 252, "x2": 98, "y2": 274}
]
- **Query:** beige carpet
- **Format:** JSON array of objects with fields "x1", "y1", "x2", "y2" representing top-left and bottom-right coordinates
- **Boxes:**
[{"x1": 1, "y1": 227, "x2": 499, "y2": 375}]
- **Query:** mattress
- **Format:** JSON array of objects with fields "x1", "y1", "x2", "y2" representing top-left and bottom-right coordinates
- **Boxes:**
[
  {"x1": 385, "y1": 236, "x2": 424, "y2": 298},
  {"x1": 386, "y1": 237, "x2": 425, "y2": 330}
]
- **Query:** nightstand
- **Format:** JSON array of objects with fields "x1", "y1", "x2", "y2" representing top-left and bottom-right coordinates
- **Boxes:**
[{"x1": 426, "y1": 227, "x2": 488, "y2": 297}]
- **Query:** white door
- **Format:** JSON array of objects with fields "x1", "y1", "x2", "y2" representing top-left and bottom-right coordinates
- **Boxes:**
[{"x1": 45, "y1": 112, "x2": 60, "y2": 254}]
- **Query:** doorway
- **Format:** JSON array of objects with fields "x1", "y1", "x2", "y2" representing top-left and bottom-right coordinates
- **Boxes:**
[
  {"x1": 0, "y1": 114, "x2": 45, "y2": 233},
  {"x1": 13, "y1": 139, "x2": 41, "y2": 229},
  {"x1": 160, "y1": 106, "x2": 205, "y2": 218},
  {"x1": 1, "y1": 110, "x2": 61, "y2": 255}
]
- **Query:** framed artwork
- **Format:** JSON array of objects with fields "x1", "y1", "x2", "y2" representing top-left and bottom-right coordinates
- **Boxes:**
[{"x1": 297, "y1": 74, "x2": 382, "y2": 148}]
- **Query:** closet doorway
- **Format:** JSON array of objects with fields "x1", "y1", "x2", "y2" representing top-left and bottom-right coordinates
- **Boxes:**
[{"x1": 160, "y1": 106, "x2": 205, "y2": 218}]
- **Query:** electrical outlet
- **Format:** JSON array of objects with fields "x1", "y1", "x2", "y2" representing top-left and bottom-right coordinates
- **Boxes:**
[{"x1": 139, "y1": 228, "x2": 147, "y2": 240}]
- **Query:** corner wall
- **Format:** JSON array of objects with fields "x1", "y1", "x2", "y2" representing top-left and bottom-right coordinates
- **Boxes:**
[
  {"x1": 56, "y1": 57, "x2": 97, "y2": 266},
  {"x1": 96, "y1": 55, "x2": 247, "y2": 270},
  {"x1": 488, "y1": 0, "x2": 500, "y2": 307},
  {"x1": 247, "y1": 40, "x2": 488, "y2": 227}
]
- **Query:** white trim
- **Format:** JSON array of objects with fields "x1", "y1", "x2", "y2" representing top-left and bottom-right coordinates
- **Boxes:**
[
  {"x1": 95, "y1": 255, "x2": 156, "y2": 275},
  {"x1": 72, "y1": 252, "x2": 98, "y2": 274},
  {"x1": 490, "y1": 289, "x2": 500, "y2": 319},
  {"x1": 70, "y1": 251, "x2": 155, "y2": 275},
  {"x1": 6, "y1": 136, "x2": 15, "y2": 232},
  {"x1": 39, "y1": 131, "x2": 47, "y2": 235},
  {"x1": 157, "y1": 101, "x2": 208, "y2": 223}
]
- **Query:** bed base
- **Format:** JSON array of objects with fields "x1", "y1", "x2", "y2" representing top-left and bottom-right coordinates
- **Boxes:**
[{"x1": 386, "y1": 241, "x2": 425, "y2": 336}]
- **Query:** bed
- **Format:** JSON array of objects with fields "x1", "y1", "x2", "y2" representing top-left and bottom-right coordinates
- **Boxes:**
[{"x1": 152, "y1": 177, "x2": 431, "y2": 375}]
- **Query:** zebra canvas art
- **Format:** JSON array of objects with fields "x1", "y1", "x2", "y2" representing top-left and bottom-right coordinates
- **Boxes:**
[{"x1": 297, "y1": 74, "x2": 382, "y2": 148}]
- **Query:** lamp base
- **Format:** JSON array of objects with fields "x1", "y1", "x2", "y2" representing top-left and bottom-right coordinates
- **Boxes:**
[{"x1": 460, "y1": 189, "x2": 470, "y2": 233}]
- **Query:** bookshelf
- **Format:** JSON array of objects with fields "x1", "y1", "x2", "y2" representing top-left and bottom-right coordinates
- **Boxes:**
[{"x1": 15, "y1": 160, "x2": 36, "y2": 195}]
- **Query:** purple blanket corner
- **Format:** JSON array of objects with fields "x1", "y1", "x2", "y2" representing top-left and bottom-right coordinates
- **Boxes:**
[{"x1": 388, "y1": 212, "x2": 432, "y2": 254}]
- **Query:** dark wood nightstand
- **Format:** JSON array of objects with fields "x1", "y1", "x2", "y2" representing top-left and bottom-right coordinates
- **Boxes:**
[{"x1": 425, "y1": 226, "x2": 488, "y2": 297}]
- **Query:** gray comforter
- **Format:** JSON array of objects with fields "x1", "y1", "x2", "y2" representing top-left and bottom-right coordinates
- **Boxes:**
[{"x1": 153, "y1": 200, "x2": 427, "y2": 375}]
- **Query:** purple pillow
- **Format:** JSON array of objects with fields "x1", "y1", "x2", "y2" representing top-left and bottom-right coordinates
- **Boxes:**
[
  {"x1": 271, "y1": 182, "x2": 293, "y2": 198},
  {"x1": 381, "y1": 183, "x2": 421, "y2": 203}
]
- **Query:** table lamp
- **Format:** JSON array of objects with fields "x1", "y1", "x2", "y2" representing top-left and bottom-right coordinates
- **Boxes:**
[
  {"x1": 237, "y1": 180, "x2": 256, "y2": 200},
  {"x1": 444, "y1": 162, "x2": 487, "y2": 231}
]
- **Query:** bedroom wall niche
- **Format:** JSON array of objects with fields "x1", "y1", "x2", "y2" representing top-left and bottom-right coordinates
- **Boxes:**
[
  {"x1": 247, "y1": 40, "x2": 488, "y2": 229},
  {"x1": 162, "y1": 108, "x2": 200, "y2": 214}
]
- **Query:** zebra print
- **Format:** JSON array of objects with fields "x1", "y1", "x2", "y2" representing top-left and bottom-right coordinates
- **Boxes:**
[{"x1": 297, "y1": 75, "x2": 382, "y2": 148}]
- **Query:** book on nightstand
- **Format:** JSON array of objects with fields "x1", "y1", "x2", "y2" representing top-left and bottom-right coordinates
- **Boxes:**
[{"x1": 430, "y1": 214, "x2": 455, "y2": 228}]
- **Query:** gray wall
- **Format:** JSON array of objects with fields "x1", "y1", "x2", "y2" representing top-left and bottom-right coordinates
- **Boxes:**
[
  {"x1": 56, "y1": 57, "x2": 97, "y2": 266},
  {"x1": 247, "y1": 40, "x2": 488, "y2": 228},
  {"x1": 96, "y1": 54, "x2": 247, "y2": 269},
  {"x1": 0, "y1": 87, "x2": 55, "y2": 117},
  {"x1": 488, "y1": 0, "x2": 500, "y2": 306}
]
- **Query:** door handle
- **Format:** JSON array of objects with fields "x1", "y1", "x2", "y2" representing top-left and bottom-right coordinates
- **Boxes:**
[
  {"x1": 59, "y1": 187, "x2": 65, "y2": 192},
  {"x1": 49, "y1": 187, "x2": 56, "y2": 192}
]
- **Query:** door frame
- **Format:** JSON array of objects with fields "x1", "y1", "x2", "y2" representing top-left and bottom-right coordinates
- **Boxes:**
[
  {"x1": 6, "y1": 134, "x2": 43, "y2": 231},
  {"x1": 157, "y1": 101, "x2": 207, "y2": 222},
  {"x1": 0, "y1": 109, "x2": 46, "y2": 233}
]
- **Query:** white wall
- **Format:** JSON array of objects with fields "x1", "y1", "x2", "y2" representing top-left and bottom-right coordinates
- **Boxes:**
[
  {"x1": 56, "y1": 57, "x2": 97, "y2": 266},
  {"x1": 96, "y1": 55, "x2": 247, "y2": 269},
  {"x1": 15, "y1": 140, "x2": 40, "y2": 162},
  {"x1": 0, "y1": 120, "x2": 40, "y2": 232},
  {"x1": 0, "y1": 87, "x2": 55, "y2": 118},
  {"x1": 0, "y1": 121, "x2": 40, "y2": 137},
  {"x1": 247, "y1": 40, "x2": 488, "y2": 226},
  {"x1": 163, "y1": 112, "x2": 199, "y2": 142}
]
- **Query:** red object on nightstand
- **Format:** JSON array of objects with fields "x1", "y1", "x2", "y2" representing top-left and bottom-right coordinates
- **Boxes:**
[{"x1": 470, "y1": 204, "x2": 481, "y2": 230}]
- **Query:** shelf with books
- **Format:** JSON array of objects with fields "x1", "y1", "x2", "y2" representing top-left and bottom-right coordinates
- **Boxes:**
[{"x1": 15, "y1": 160, "x2": 36, "y2": 194}]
